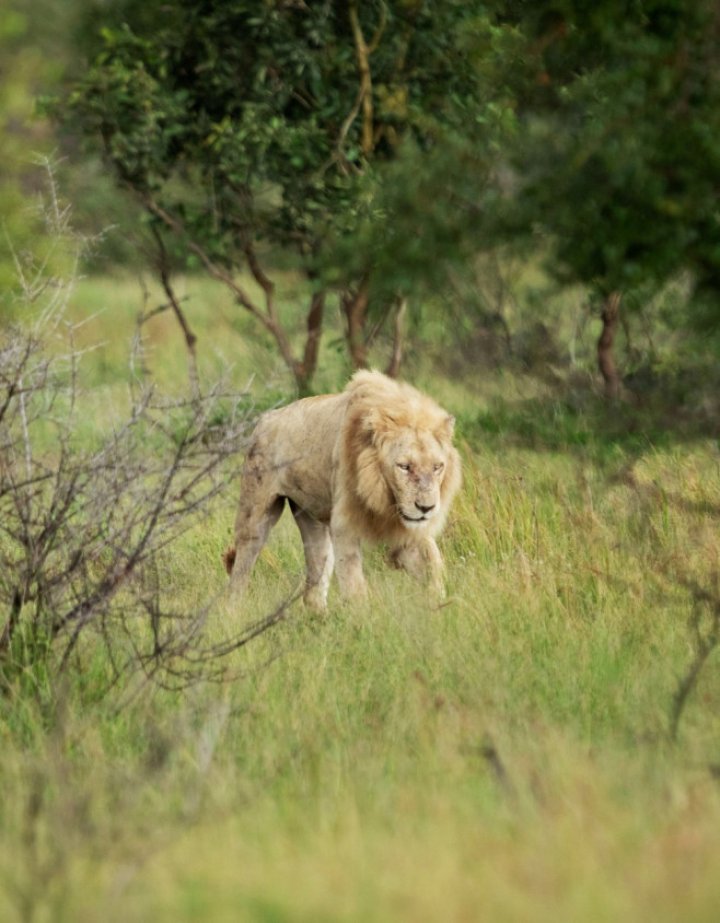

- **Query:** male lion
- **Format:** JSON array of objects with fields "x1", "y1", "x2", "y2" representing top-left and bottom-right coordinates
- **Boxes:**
[{"x1": 225, "y1": 369, "x2": 461, "y2": 609}]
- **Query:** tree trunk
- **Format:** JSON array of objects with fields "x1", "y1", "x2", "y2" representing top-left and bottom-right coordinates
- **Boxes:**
[
  {"x1": 159, "y1": 271, "x2": 200, "y2": 399},
  {"x1": 151, "y1": 226, "x2": 200, "y2": 398},
  {"x1": 597, "y1": 291, "x2": 622, "y2": 399},
  {"x1": 385, "y1": 296, "x2": 407, "y2": 378},
  {"x1": 0, "y1": 589, "x2": 22, "y2": 657},
  {"x1": 142, "y1": 197, "x2": 329, "y2": 394},
  {"x1": 342, "y1": 278, "x2": 370, "y2": 371},
  {"x1": 294, "y1": 290, "x2": 326, "y2": 396}
]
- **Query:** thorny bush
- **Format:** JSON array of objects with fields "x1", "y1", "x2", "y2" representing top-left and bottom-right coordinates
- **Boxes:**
[
  {"x1": 0, "y1": 316, "x2": 256, "y2": 695},
  {"x1": 0, "y1": 163, "x2": 295, "y2": 701}
]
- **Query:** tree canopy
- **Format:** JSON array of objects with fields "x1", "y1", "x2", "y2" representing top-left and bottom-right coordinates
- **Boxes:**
[
  {"x1": 65, "y1": 0, "x2": 505, "y2": 389},
  {"x1": 507, "y1": 0, "x2": 720, "y2": 300},
  {"x1": 42, "y1": 0, "x2": 720, "y2": 391}
]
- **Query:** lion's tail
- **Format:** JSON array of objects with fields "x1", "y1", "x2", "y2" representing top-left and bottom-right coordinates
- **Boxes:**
[{"x1": 223, "y1": 546, "x2": 236, "y2": 574}]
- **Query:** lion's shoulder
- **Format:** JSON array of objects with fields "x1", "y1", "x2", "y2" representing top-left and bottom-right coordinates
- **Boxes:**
[{"x1": 249, "y1": 391, "x2": 349, "y2": 479}]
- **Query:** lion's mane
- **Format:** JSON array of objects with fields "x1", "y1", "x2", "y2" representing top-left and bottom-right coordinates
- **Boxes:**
[{"x1": 336, "y1": 370, "x2": 462, "y2": 541}]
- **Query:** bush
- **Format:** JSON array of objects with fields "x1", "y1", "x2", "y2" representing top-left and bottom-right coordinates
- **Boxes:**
[{"x1": 0, "y1": 166, "x2": 266, "y2": 698}]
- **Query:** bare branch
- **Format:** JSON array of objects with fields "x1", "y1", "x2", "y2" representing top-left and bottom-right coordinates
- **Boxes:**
[
  {"x1": 1, "y1": 165, "x2": 297, "y2": 698},
  {"x1": 140, "y1": 192, "x2": 308, "y2": 388},
  {"x1": 348, "y1": 1, "x2": 376, "y2": 158},
  {"x1": 149, "y1": 224, "x2": 200, "y2": 398},
  {"x1": 139, "y1": 194, "x2": 265, "y2": 324}
]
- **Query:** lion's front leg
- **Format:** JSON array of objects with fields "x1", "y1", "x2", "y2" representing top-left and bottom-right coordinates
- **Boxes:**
[
  {"x1": 330, "y1": 512, "x2": 367, "y2": 600},
  {"x1": 389, "y1": 537, "x2": 445, "y2": 597},
  {"x1": 292, "y1": 508, "x2": 335, "y2": 611}
]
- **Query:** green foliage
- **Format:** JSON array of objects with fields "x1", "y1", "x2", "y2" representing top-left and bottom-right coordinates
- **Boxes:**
[
  {"x1": 318, "y1": 14, "x2": 528, "y2": 300},
  {"x1": 65, "y1": 1, "x2": 496, "y2": 271},
  {"x1": 56, "y1": 1, "x2": 531, "y2": 387},
  {"x1": 320, "y1": 130, "x2": 499, "y2": 303},
  {"x1": 504, "y1": 0, "x2": 720, "y2": 314}
]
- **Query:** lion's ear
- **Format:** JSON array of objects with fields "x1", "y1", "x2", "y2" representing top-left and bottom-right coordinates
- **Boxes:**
[{"x1": 436, "y1": 414, "x2": 455, "y2": 442}]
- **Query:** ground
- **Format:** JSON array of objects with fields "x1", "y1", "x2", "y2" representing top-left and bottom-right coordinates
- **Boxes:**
[{"x1": 1, "y1": 272, "x2": 720, "y2": 922}]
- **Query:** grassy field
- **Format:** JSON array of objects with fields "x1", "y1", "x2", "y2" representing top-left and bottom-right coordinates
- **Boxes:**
[{"x1": 2, "y1": 272, "x2": 720, "y2": 922}]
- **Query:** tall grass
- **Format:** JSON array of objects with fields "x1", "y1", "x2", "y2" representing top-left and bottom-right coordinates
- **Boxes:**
[{"x1": 2, "y1": 272, "x2": 720, "y2": 922}]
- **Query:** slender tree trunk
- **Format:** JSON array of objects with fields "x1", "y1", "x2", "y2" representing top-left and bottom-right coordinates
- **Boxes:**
[
  {"x1": 151, "y1": 226, "x2": 200, "y2": 397},
  {"x1": 385, "y1": 296, "x2": 407, "y2": 378},
  {"x1": 342, "y1": 278, "x2": 370, "y2": 371},
  {"x1": 348, "y1": 1, "x2": 386, "y2": 159},
  {"x1": 597, "y1": 290, "x2": 622, "y2": 399},
  {"x1": 349, "y1": 2, "x2": 374, "y2": 158},
  {"x1": 295, "y1": 290, "x2": 326, "y2": 396}
]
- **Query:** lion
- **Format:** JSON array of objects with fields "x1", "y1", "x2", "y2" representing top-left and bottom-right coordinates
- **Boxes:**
[{"x1": 225, "y1": 369, "x2": 461, "y2": 609}]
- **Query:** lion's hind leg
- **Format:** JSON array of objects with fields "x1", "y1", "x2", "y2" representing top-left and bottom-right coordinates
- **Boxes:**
[
  {"x1": 291, "y1": 506, "x2": 334, "y2": 611},
  {"x1": 228, "y1": 495, "x2": 285, "y2": 596}
]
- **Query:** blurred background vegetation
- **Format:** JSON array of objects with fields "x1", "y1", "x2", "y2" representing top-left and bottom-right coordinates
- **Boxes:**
[
  {"x1": 4, "y1": 5, "x2": 720, "y2": 921},
  {"x1": 2, "y1": 0, "x2": 719, "y2": 405}
]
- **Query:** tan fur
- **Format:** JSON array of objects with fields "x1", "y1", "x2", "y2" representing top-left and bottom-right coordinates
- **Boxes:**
[{"x1": 226, "y1": 369, "x2": 462, "y2": 609}]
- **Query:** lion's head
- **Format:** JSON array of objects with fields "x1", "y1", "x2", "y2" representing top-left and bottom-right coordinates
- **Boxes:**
[{"x1": 342, "y1": 370, "x2": 462, "y2": 538}]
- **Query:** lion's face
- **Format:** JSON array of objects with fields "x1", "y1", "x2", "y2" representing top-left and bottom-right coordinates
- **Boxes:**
[
  {"x1": 378, "y1": 429, "x2": 451, "y2": 529},
  {"x1": 344, "y1": 372, "x2": 461, "y2": 538}
]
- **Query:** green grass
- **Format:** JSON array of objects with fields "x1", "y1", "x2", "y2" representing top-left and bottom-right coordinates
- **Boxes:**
[{"x1": 2, "y1": 273, "x2": 720, "y2": 922}]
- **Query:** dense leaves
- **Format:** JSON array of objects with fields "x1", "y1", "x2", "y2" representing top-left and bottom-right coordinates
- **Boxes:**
[
  {"x1": 60, "y1": 1, "x2": 510, "y2": 385},
  {"x1": 68, "y1": 2, "x2": 489, "y2": 264},
  {"x1": 506, "y1": 0, "x2": 720, "y2": 305},
  {"x1": 53, "y1": 0, "x2": 720, "y2": 385}
]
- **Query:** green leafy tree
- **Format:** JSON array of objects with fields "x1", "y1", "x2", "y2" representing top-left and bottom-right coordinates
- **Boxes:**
[
  {"x1": 501, "y1": 0, "x2": 720, "y2": 395},
  {"x1": 64, "y1": 0, "x2": 497, "y2": 391}
]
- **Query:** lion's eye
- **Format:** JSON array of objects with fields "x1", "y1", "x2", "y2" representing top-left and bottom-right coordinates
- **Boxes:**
[
  {"x1": 397, "y1": 462, "x2": 411, "y2": 472},
  {"x1": 433, "y1": 463, "x2": 444, "y2": 473}
]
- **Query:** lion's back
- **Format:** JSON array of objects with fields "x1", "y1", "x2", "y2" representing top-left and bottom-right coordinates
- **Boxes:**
[{"x1": 255, "y1": 392, "x2": 348, "y2": 457}]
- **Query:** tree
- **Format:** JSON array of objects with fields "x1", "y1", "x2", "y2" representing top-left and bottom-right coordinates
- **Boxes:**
[
  {"x1": 63, "y1": 0, "x2": 497, "y2": 392},
  {"x1": 499, "y1": 0, "x2": 720, "y2": 396}
]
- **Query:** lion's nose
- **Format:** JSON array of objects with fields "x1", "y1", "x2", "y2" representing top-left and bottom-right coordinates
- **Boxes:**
[{"x1": 415, "y1": 502, "x2": 435, "y2": 514}]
